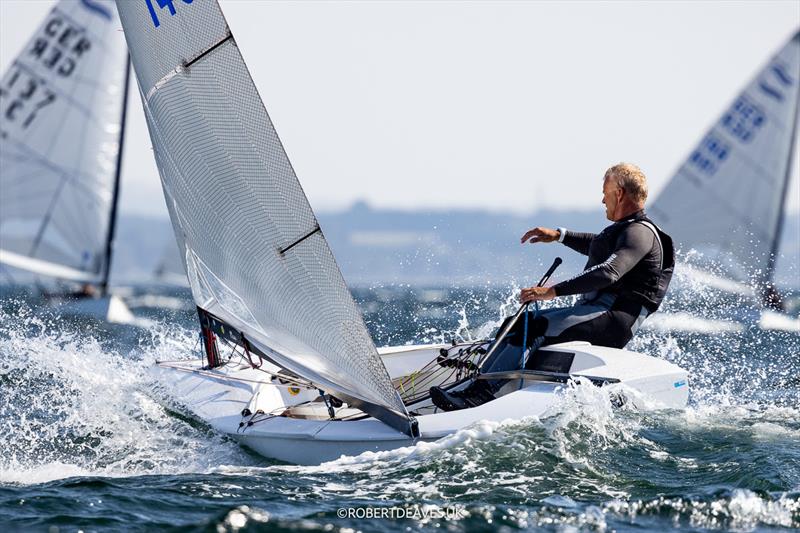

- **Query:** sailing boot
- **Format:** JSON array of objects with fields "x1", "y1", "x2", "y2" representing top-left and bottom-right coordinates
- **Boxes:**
[{"x1": 430, "y1": 379, "x2": 497, "y2": 412}]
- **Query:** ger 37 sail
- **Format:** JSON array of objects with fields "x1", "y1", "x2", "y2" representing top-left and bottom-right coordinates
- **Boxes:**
[
  {"x1": 0, "y1": 0, "x2": 134, "y2": 323},
  {"x1": 117, "y1": 0, "x2": 689, "y2": 465},
  {"x1": 650, "y1": 31, "x2": 800, "y2": 330}
]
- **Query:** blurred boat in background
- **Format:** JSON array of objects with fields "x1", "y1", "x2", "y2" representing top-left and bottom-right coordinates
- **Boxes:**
[
  {"x1": 0, "y1": 0, "x2": 134, "y2": 323},
  {"x1": 651, "y1": 30, "x2": 800, "y2": 332}
]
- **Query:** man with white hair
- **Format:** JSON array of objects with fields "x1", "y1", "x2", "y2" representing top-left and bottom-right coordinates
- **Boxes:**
[{"x1": 431, "y1": 162, "x2": 675, "y2": 411}]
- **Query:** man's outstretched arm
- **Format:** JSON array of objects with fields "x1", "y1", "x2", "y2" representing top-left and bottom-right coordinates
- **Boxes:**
[
  {"x1": 550, "y1": 223, "x2": 654, "y2": 297},
  {"x1": 521, "y1": 227, "x2": 594, "y2": 256},
  {"x1": 561, "y1": 231, "x2": 594, "y2": 256}
]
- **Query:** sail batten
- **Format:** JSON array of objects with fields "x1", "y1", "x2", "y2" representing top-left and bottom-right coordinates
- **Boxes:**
[
  {"x1": 116, "y1": 0, "x2": 412, "y2": 433},
  {"x1": 651, "y1": 31, "x2": 800, "y2": 287},
  {"x1": 0, "y1": 0, "x2": 128, "y2": 283}
]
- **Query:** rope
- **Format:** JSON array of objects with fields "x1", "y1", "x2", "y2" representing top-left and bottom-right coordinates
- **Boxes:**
[
  {"x1": 518, "y1": 301, "x2": 540, "y2": 390},
  {"x1": 236, "y1": 405, "x2": 286, "y2": 433},
  {"x1": 319, "y1": 389, "x2": 335, "y2": 419},
  {"x1": 519, "y1": 304, "x2": 528, "y2": 390},
  {"x1": 214, "y1": 336, "x2": 314, "y2": 389},
  {"x1": 395, "y1": 339, "x2": 489, "y2": 405}
]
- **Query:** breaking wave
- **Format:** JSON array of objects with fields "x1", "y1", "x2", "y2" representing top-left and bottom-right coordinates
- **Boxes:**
[{"x1": 0, "y1": 302, "x2": 255, "y2": 485}]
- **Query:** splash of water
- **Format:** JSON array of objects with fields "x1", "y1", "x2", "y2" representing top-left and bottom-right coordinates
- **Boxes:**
[{"x1": 0, "y1": 302, "x2": 254, "y2": 485}]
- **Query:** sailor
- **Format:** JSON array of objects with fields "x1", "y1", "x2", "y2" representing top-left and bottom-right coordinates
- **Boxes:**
[
  {"x1": 762, "y1": 284, "x2": 786, "y2": 312},
  {"x1": 69, "y1": 283, "x2": 97, "y2": 299},
  {"x1": 431, "y1": 162, "x2": 675, "y2": 411}
]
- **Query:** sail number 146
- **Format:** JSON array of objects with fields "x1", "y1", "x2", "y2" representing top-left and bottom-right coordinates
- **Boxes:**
[{"x1": 145, "y1": 0, "x2": 193, "y2": 28}]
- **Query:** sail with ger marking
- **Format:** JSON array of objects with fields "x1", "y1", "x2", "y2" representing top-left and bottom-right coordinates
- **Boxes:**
[
  {"x1": 0, "y1": 0, "x2": 129, "y2": 285},
  {"x1": 115, "y1": 0, "x2": 413, "y2": 434},
  {"x1": 650, "y1": 31, "x2": 800, "y2": 289}
]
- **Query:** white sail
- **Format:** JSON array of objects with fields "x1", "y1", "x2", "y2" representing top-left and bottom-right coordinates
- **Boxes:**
[
  {"x1": 651, "y1": 31, "x2": 800, "y2": 288},
  {"x1": 115, "y1": 0, "x2": 412, "y2": 433},
  {"x1": 0, "y1": 0, "x2": 129, "y2": 285}
]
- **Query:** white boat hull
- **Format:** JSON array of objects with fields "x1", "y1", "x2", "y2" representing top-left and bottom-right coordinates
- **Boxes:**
[
  {"x1": 155, "y1": 341, "x2": 689, "y2": 465},
  {"x1": 52, "y1": 295, "x2": 135, "y2": 324},
  {"x1": 759, "y1": 309, "x2": 800, "y2": 333}
]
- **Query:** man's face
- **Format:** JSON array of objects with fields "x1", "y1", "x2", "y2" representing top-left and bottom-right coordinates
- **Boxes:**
[{"x1": 602, "y1": 175, "x2": 623, "y2": 221}]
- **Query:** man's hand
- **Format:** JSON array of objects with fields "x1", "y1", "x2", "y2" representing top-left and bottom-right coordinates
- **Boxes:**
[
  {"x1": 519, "y1": 286, "x2": 556, "y2": 303},
  {"x1": 520, "y1": 227, "x2": 560, "y2": 244}
]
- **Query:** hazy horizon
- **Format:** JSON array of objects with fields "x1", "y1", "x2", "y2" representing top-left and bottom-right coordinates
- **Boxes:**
[{"x1": 1, "y1": 0, "x2": 798, "y2": 219}]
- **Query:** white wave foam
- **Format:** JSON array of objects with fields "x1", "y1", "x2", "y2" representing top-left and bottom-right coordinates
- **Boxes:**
[
  {"x1": 642, "y1": 311, "x2": 744, "y2": 333},
  {"x1": 759, "y1": 309, "x2": 800, "y2": 332},
  {"x1": 0, "y1": 305, "x2": 252, "y2": 485},
  {"x1": 654, "y1": 402, "x2": 800, "y2": 449},
  {"x1": 0, "y1": 462, "x2": 91, "y2": 485},
  {"x1": 604, "y1": 489, "x2": 798, "y2": 529}
]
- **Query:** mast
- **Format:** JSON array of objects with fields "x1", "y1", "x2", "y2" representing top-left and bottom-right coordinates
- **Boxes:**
[
  {"x1": 763, "y1": 51, "x2": 800, "y2": 308},
  {"x1": 99, "y1": 54, "x2": 131, "y2": 297}
]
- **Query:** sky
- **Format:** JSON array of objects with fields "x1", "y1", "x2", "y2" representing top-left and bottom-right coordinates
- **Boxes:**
[{"x1": 1, "y1": 0, "x2": 798, "y2": 219}]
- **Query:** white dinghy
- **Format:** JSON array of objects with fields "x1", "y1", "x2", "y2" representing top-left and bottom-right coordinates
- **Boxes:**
[
  {"x1": 0, "y1": 0, "x2": 134, "y2": 324},
  {"x1": 156, "y1": 340, "x2": 688, "y2": 465},
  {"x1": 650, "y1": 31, "x2": 800, "y2": 332},
  {"x1": 117, "y1": 0, "x2": 689, "y2": 465}
]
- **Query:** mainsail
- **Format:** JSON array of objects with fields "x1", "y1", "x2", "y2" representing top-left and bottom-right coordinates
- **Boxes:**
[
  {"x1": 0, "y1": 0, "x2": 130, "y2": 290},
  {"x1": 115, "y1": 0, "x2": 413, "y2": 434},
  {"x1": 650, "y1": 31, "x2": 800, "y2": 290}
]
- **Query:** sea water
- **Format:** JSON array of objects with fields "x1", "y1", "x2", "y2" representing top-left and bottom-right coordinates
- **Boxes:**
[{"x1": 0, "y1": 283, "x2": 798, "y2": 532}]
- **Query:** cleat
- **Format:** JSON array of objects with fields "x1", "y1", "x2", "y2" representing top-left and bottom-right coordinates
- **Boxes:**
[{"x1": 430, "y1": 380, "x2": 497, "y2": 411}]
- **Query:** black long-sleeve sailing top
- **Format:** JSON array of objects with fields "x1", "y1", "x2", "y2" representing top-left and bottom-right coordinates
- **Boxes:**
[{"x1": 552, "y1": 211, "x2": 674, "y2": 312}]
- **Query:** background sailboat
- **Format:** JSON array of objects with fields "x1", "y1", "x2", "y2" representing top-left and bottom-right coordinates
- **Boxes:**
[
  {"x1": 0, "y1": 0, "x2": 133, "y2": 323},
  {"x1": 650, "y1": 30, "x2": 799, "y2": 330}
]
